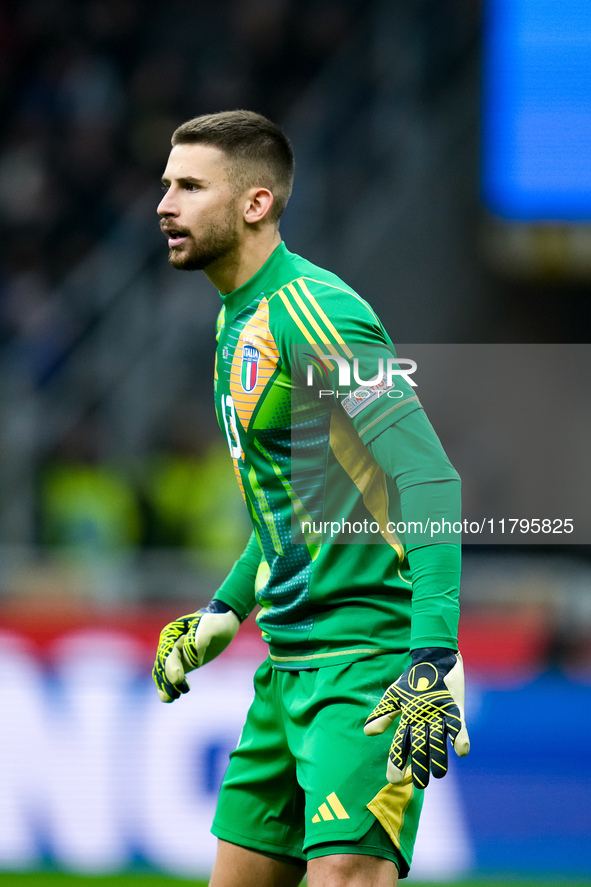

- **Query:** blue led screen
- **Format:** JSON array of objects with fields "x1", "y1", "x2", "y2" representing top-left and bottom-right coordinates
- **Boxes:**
[{"x1": 482, "y1": 0, "x2": 591, "y2": 220}]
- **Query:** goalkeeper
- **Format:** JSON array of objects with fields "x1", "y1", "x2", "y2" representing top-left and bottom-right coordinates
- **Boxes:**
[{"x1": 153, "y1": 110, "x2": 469, "y2": 887}]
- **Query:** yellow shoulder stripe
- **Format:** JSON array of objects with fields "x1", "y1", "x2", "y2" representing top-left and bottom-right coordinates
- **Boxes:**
[
  {"x1": 296, "y1": 279, "x2": 354, "y2": 357},
  {"x1": 299, "y1": 276, "x2": 380, "y2": 322},
  {"x1": 278, "y1": 289, "x2": 320, "y2": 350},
  {"x1": 287, "y1": 282, "x2": 334, "y2": 348},
  {"x1": 278, "y1": 284, "x2": 355, "y2": 371},
  {"x1": 277, "y1": 289, "x2": 337, "y2": 368}
]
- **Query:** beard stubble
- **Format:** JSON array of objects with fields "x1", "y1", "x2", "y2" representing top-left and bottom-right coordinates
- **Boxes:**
[{"x1": 168, "y1": 202, "x2": 240, "y2": 271}]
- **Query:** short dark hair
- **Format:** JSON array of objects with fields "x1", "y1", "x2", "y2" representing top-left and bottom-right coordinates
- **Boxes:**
[{"x1": 171, "y1": 110, "x2": 294, "y2": 223}]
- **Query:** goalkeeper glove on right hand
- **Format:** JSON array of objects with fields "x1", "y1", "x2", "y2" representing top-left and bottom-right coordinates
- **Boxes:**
[
  {"x1": 152, "y1": 600, "x2": 240, "y2": 703},
  {"x1": 364, "y1": 647, "x2": 470, "y2": 789}
]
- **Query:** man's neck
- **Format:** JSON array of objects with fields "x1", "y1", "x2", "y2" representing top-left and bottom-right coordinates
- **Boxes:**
[{"x1": 205, "y1": 228, "x2": 282, "y2": 295}]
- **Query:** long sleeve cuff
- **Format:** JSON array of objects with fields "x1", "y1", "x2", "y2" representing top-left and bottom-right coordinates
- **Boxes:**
[{"x1": 213, "y1": 532, "x2": 261, "y2": 621}]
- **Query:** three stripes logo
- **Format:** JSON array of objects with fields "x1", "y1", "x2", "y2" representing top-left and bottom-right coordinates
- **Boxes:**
[{"x1": 311, "y1": 792, "x2": 350, "y2": 823}]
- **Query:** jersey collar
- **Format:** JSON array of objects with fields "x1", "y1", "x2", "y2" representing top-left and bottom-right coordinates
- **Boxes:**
[{"x1": 219, "y1": 241, "x2": 289, "y2": 318}]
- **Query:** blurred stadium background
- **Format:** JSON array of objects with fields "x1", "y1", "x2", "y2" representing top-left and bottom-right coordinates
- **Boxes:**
[{"x1": 1, "y1": 0, "x2": 591, "y2": 883}]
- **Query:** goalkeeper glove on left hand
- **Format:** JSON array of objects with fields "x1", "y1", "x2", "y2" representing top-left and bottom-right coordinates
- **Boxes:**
[
  {"x1": 152, "y1": 600, "x2": 240, "y2": 703},
  {"x1": 364, "y1": 647, "x2": 470, "y2": 789}
]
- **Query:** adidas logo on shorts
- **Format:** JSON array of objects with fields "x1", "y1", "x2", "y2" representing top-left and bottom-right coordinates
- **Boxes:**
[{"x1": 311, "y1": 792, "x2": 350, "y2": 823}]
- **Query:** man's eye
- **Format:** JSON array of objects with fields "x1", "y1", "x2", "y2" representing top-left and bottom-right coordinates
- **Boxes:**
[{"x1": 185, "y1": 183, "x2": 200, "y2": 191}]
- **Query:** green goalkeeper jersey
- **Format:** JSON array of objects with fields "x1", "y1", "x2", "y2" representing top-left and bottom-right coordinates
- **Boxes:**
[{"x1": 213, "y1": 241, "x2": 460, "y2": 669}]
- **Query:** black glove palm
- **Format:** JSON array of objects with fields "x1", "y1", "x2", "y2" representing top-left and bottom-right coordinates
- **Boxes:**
[
  {"x1": 152, "y1": 600, "x2": 240, "y2": 703},
  {"x1": 364, "y1": 648, "x2": 470, "y2": 789}
]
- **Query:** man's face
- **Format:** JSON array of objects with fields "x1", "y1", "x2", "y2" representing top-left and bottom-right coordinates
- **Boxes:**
[{"x1": 157, "y1": 143, "x2": 241, "y2": 271}]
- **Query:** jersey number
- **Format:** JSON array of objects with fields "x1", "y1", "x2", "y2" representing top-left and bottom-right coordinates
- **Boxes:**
[{"x1": 221, "y1": 394, "x2": 242, "y2": 459}]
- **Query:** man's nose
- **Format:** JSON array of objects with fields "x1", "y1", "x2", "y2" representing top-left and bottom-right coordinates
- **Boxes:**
[{"x1": 157, "y1": 189, "x2": 178, "y2": 217}]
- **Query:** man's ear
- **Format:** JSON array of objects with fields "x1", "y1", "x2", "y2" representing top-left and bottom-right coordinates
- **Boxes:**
[{"x1": 243, "y1": 187, "x2": 275, "y2": 225}]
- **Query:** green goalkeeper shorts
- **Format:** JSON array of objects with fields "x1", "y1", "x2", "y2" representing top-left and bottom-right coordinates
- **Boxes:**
[{"x1": 212, "y1": 653, "x2": 424, "y2": 877}]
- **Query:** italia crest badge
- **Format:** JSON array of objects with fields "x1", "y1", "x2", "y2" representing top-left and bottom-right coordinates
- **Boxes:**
[{"x1": 241, "y1": 344, "x2": 260, "y2": 392}]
